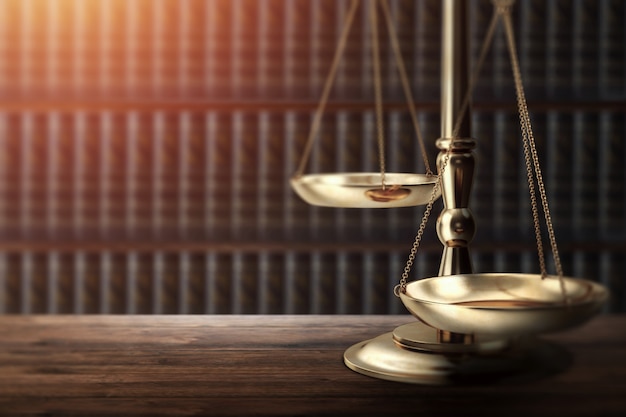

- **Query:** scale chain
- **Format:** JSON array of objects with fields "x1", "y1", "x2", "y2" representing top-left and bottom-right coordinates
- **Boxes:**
[
  {"x1": 501, "y1": 10, "x2": 564, "y2": 277},
  {"x1": 395, "y1": 153, "x2": 449, "y2": 296},
  {"x1": 502, "y1": 7, "x2": 548, "y2": 279},
  {"x1": 295, "y1": 0, "x2": 434, "y2": 186},
  {"x1": 501, "y1": 9, "x2": 567, "y2": 303},
  {"x1": 397, "y1": 1, "x2": 567, "y2": 305}
]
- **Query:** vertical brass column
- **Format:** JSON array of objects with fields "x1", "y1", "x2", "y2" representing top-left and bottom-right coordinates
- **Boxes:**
[{"x1": 437, "y1": 0, "x2": 476, "y2": 276}]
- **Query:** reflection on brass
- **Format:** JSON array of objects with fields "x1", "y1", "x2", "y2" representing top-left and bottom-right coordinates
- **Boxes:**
[
  {"x1": 291, "y1": 172, "x2": 439, "y2": 208},
  {"x1": 343, "y1": 330, "x2": 567, "y2": 385},
  {"x1": 438, "y1": 330, "x2": 474, "y2": 344},
  {"x1": 400, "y1": 273, "x2": 608, "y2": 337},
  {"x1": 392, "y1": 322, "x2": 507, "y2": 354},
  {"x1": 453, "y1": 300, "x2": 555, "y2": 308},
  {"x1": 365, "y1": 185, "x2": 411, "y2": 202}
]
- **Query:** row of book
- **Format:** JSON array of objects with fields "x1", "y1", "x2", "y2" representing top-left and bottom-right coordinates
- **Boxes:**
[
  {"x1": 0, "y1": 110, "x2": 623, "y2": 243},
  {"x1": 0, "y1": 249, "x2": 621, "y2": 314}
]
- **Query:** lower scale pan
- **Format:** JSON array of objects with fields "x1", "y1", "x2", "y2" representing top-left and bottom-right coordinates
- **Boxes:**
[
  {"x1": 290, "y1": 172, "x2": 439, "y2": 208},
  {"x1": 399, "y1": 273, "x2": 608, "y2": 337}
]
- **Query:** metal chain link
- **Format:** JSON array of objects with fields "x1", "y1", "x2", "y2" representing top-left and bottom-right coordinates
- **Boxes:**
[
  {"x1": 502, "y1": 11, "x2": 564, "y2": 276},
  {"x1": 497, "y1": 3, "x2": 546, "y2": 277},
  {"x1": 501, "y1": 9, "x2": 567, "y2": 303},
  {"x1": 519, "y1": 111, "x2": 547, "y2": 276},
  {"x1": 394, "y1": 152, "x2": 449, "y2": 296}
]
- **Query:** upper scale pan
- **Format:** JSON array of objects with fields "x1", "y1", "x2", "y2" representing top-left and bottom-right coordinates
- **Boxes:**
[
  {"x1": 291, "y1": 172, "x2": 439, "y2": 208},
  {"x1": 399, "y1": 273, "x2": 608, "y2": 338}
]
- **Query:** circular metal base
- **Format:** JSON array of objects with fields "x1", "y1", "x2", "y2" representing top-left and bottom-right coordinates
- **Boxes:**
[{"x1": 344, "y1": 325, "x2": 571, "y2": 385}]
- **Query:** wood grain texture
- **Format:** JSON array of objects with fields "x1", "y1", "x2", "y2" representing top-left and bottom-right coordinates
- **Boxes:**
[{"x1": 0, "y1": 315, "x2": 625, "y2": 417}]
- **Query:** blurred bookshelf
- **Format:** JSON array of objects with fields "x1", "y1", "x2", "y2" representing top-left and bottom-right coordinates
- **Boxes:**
[{"x1": 0, "y1": 0, "x2": 624, "y2": 314}]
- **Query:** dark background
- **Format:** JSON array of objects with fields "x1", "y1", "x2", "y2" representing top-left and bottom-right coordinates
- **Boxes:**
[{"x1": 0, "y1": 0, "x2": 623, "y2": 314}]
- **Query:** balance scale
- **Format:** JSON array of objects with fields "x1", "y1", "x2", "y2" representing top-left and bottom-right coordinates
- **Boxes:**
[{"x1": 291, "y1": 0, "x2": 608, "y2": 384}]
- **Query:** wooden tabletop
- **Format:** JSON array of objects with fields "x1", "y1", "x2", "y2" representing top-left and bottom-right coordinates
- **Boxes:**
[{"x1": 0, "y1": 315, "x2": 625, "y2": 417}]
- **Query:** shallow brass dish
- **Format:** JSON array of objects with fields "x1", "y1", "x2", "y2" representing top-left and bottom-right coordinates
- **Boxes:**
[
  {"x1": 290, "y1": 172, "x2": 439, "y2": 208},
  {"x1": 400, "y1": 273, "x2": 608, "y2": 337}
]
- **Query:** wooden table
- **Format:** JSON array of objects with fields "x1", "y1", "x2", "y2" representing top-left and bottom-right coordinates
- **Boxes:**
[{"x1": 0, "y1": 315, "x2": 625, "y2": 417}]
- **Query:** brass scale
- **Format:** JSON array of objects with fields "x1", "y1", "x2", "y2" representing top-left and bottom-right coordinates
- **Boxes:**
[{"x1": 290, "y1": 0, "x2": 608, "y2": 384}]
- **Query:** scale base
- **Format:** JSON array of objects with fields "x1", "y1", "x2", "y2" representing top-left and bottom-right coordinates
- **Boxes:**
[{"x1": 344, "y1": 322, "x2": 570, "y2": 385}]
